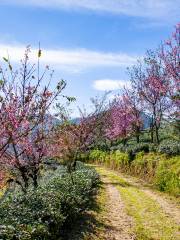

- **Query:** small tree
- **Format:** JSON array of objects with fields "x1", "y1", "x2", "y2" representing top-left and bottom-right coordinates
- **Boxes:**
[
  {"x1": 129, "y1": 51, "x2": 170, "y2": 144},
  {"x1": 159, "y1": 23, "x2": 180, "y2": 137},
  {"x1": 160, "y1": 23, "x2": 180, "y2": 101},
  {"x1": 53, "y1": 93, "x2": 110, "y2": 170},
  {"x1": 0, "y1": 46, "x2": 68, "y2": 192},
  {"x1": 106, "y1": 95, "x2": 134, "y2": 145},
  {"x1": 123, "y1": 88, "x2": 143, "y2": 143}
]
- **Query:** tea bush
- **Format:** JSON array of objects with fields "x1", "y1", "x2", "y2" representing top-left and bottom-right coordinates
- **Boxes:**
[
  {"x1": 0, "y1": 163, "x2": 100, "y2": 240},
  {"x1": 158, "y1": 139, "x2": 180, "y2": 156}
]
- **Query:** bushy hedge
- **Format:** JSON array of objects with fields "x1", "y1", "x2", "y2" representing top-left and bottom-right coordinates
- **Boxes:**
[
  {"x1": 89, "y1": 149, "x2": 106, "y2": 163},
  {"x1": 111, "y1": 140, "x2": 180, "y2": 157},
  {"x1": 110, "y1": 143, "x2": 150, "y2": 161},
  {"x1": 88, "y1": 149, "x2": 180, "y2": 196},
  {"x1": 0, "y1": 163, "x2": 100, "y2": 240},
  {"x1": 158, "y1": 139, "x2": 180, "y2": 156},
  {"x1": 155, "y1": 156, "x2": 180, "y2": 196},
  {"x1": 131, "y1": 152, "x2": 165, "y2": 180}
]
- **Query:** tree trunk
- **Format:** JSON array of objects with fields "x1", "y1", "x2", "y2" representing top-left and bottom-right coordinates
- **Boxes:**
[
  {"x1": 123, "y1": 138, "x2": 127, "y2": 146},
  {"x1": 136, "y1": 126, "x2": 140, "y2": 143},
  {"x1": 136, "y1": 134, "x2": 140, "y2": 143},
  {"x1": 155, "y1": 124, "x2": 160, "y2": 144},
  {"x1": 150, "y1": 128, "x2": 154, "y2": 143},
  {"x1": 33, "y1": 169, "x2": 38, "y2": 188},
  {"x1": 19, "y1": 167, "x2": 29, "y2": 191},
  {"x1": 150, "y1": 116, "x2": 154, "y2": 143}
]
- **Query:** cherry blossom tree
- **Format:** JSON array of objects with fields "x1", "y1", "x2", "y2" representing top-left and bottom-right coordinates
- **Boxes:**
[
  {"x1": 159, "y1": 23, "x2": 180, "y2": 136},
  {"x1": 160, "y1": 23, "x2": 180, "y2": 102},
  {"x1": 0, "y1": 46, "x2": 68, "y2": 191},
  {"x1": 123, "y1": 88, "x2": 143, "y2": 143},
  {"x1": 129, "y1": 50, "x2": 171, "y2": 144},
  {"x1": 53, "y1": 93, "x2": 110, "y2": 170},
  {"x1": 106, "y1": 95, "x2": 134, "y2": 145}
]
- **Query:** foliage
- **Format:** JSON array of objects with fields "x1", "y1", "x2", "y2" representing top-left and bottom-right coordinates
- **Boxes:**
[
  {"x1": 155, "y1": 156, "x2": 180, "y2": 196},
  {"x1": 89, "y1": 148, "x2": 180, "y2": 196},
  {"x1": 105, "y1": 23, "x2": 179, "y2": 145},
  {"x1": 0, "y1": 46, "x2": 70, "y2": 191},
  {"x1": 0, "y1": 163, "x2": 100, "y2": 240},
  {"x1": 89, "y1": 150, "x2": 106, "y2": 164},
  {"x1": 106, "y1": 95, "x2": 139, "y2": 144},
  {"x1": 160, "y1": 23, "x2": 180, "y2": 110},
  {"x1": 52, "y1": 93, "x2": 110, "y2": 170},
  {"x1": 111, "y1": 142, "x2": 150, "y2": 161},
  {"x1": 158, "y1": 139, "x2": 180, "y2": 156},
  {"x1": 110, "y1": 151, "x2": 130, "y2": 169},
  {"x1": 131, "y1": 152, "x2": 165, "y2": 179}
]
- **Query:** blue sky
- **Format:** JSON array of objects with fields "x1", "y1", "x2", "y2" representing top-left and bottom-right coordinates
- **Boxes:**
[{"x1": 0, "y1": 0, "x2": 179, "y2": 116}]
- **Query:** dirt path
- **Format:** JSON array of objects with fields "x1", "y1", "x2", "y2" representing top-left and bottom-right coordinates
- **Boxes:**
[
  {"x1": 102, "y1": 177, "x2": 135, "y2": 240},
  {"x1": 108, "y1": 170, "x2": 180, "y2": 226},
  {"x1": 95, "y1": 166, "x2": 180, "y2": 240},
  {"x1": 141, "y1": 188, "x2": 180, "y2": 225}
]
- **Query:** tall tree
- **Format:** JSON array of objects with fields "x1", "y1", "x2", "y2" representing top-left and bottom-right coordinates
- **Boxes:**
[
  {"x1": 160, "y1": 23, "x2": 180, "y2": 137},
  {"x1": 129, "y1": 51, "x2": 170, "y2": 144}
]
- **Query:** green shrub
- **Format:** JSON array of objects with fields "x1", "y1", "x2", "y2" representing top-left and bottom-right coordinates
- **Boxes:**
[
  {"x1": 0, "y1": 163, "x2": 100, "y2": 240},
  {"x1": 131, "y1": 152, "x2": 165, "y2": 179},
  {"x1": 155, "y1": 156, "x2": 180, "y2": 196},
  {"x1": 149, "y1": 143, "x2": 158, "y2": 152},
  {"x1": 128, "y1": 143, "x2": 149, "y2": 154},
  {"x1": 158, "y1": 139, "x2": 180, "y2": 156},
  {"x1": 113, "y1": 150, "x2": 129, "y2": 169},
  {"x1": 110, "y1": 144, "x2": 126, "y2": 152},
  {"x1": 89, "y1": 150, "x2": 106, "y2": 163}
]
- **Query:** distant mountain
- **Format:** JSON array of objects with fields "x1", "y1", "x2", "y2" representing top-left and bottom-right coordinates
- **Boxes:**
[
  {"x1": 70, "y1": 113, "x2": 151, "y2": 129},
  {"x1": 70, "y1": 118, "x2": 81, "y2": 124},
  {"x1": 141, "y1": 112, "x2": 151, "y2": 129}
]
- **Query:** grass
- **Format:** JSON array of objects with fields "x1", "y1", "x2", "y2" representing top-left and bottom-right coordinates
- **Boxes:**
[
  {"x1": 83, "y1": 184, "x2": 108, "y2": 240},
  {"x1": 96, "y1": 167, "x2": 180, "y2": 240}
]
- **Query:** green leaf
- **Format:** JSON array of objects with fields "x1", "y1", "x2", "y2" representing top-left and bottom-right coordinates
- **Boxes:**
[
  {"x1": 3, "y1": 57, "x2": 8, "y2": 62},
  {"x1": 66, "y1": 96, "x2": 76, "y2": 102},
  {"x1": 38, "y1": 49, "x2": 42, "y2": 58},
  {"x1": 0, "y1": 80, "x2": 4, "y2": 85},
  {"x1": 57, "y1": 79, "x2": 66, "y2": 90},
  {"x1": 9, "y1": 64, "x2": 12, "y2": 71}
]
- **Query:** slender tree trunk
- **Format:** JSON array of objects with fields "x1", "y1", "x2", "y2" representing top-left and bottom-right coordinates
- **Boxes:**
[
  {"x1": 19, "y1": 167, "x2": 29, "y2": 192},
  {"x1": 150, "y1": 128, "x2": 154, "y2": 143},
  {"x1": 136, "y1": 126, "x2": 140, "y2": 143},
  {"x1": 123, "y1": 138, "x2": 127, "y2": 146},
  {"x1": 155, "y1": 124, "x2": 160, "y2": 144},
  {"x1": 32, "y1": 169, "x2": 38, "y2": 188},
  {"x1": 136, "y1": 134, "x2": 140, "y2": 143},
  {"x1": 150, "y1": 116, "x2": 154, "y2": 143}
]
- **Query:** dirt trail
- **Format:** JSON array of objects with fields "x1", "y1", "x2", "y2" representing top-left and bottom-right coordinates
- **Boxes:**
[
  {"x1": 101, "y1": 177, "x2": 135, "y2": 240},
  {"x1": 142, "y1": 188, "x2": 180, "y2": 225},
  {"x1": 112, "y1": 172, "x2": 180, "y2": 226},
  {"x1": 95, "y1": 166, "x2": 180, "y2": 240}
]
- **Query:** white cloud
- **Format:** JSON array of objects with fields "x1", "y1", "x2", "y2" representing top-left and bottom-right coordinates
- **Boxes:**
[
  {"x1": 1, "y1": 0, "x2": 179, "y2": 20},
  {"x1": 0, "y1": 43, "x2": 137, "y2": 72},
  {"x1": 93, "y1": 79, "x2": 130, "y2": 91}
]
